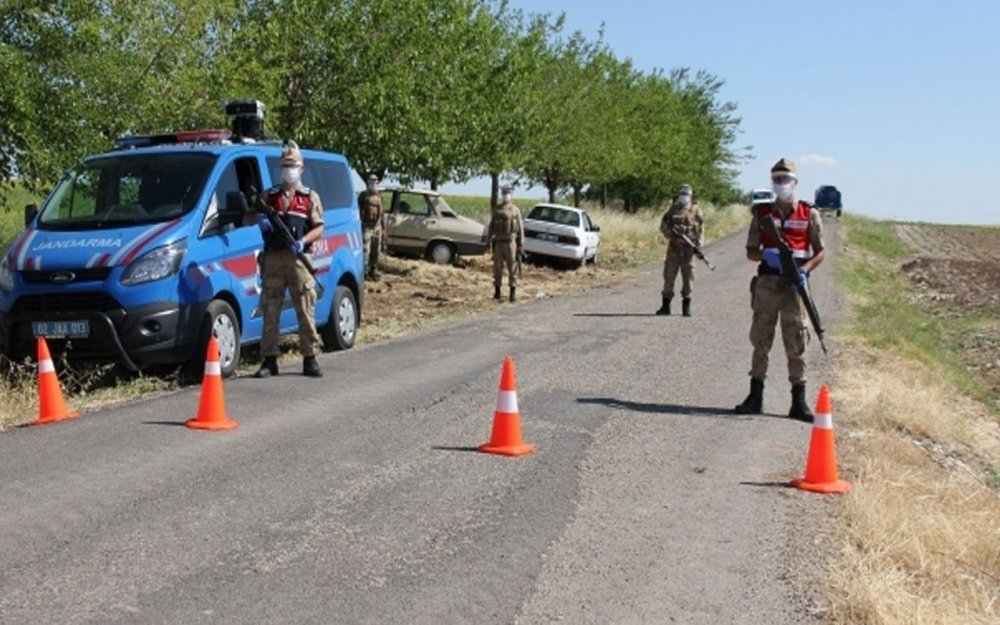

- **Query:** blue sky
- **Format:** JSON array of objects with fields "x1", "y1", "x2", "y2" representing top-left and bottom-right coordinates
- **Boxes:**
[{"x1": 443, "y1": 0, "x2": 999, "y2": 225}]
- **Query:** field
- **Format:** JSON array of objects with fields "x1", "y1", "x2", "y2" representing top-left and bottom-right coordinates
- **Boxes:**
[{"x1": 828, "y1": 217, "x2": 1000, "y2": 624}]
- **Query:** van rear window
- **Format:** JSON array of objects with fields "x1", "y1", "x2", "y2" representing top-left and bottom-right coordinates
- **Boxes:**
[{"x1": 266, "y1": 157, "x2": 354, "y2": 209}]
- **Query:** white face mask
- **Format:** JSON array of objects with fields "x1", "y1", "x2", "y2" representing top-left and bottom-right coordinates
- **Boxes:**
[
  {"x1": 282, "y1": 166, "x2": 302, "y2": 187},
  {"x1": 501, "y1": 193, "x2": 512, "y2": 203},
  {"x1": 772, "y1": 182, "x2": 795, "y2": 202},
  {"x1": 678, "y1": 193, "x2": 692, "y2": 206}
]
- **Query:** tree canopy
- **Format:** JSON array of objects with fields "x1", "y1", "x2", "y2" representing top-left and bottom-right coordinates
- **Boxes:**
[{"x1": 0, "y1": 0, "x2": 747, "y2": 207}]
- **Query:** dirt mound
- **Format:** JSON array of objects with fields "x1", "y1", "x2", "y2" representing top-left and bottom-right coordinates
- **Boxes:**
[{"x1": 901, "y1": 256, "x2": 1000, "y2": 309}]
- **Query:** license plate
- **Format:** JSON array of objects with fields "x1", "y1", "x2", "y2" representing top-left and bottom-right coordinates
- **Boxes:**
[
  {"x1": 537, "y1": 233, "x2": 559, "y2": 241},
  {"x1": 32, "y1": 320, "x2": 90, "y2": 338}
]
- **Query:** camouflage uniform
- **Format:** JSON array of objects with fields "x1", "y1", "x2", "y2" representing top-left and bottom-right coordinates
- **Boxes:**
[
  {"x1": 488, "y1": 190, "x2": 523, "y2": 302},
  {"x1": 358, "y1": 178, "x2": 384, "y2": 280},
  {"x1": 735, "y1": 157, "x2": 825, "y2": 421},
  {"x1": 253, "y1": 143, "x2": 326, "y2": 378},
  {"x1": 657, "y1": 184, "x2": 704, "y2": 316},
  {"x1": 259, "y1": 188, "x2": 325, "y2": 359}
]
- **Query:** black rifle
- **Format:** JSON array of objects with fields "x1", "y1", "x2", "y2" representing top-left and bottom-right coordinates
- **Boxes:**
[
  {"x1": 250, "y1": 185, "x2": 315, "y2": 275},
  {"x1": 669, "y1": 225, "x2": 715, "y2": 271},
  {"x1": 759, "y1": 217, "x2": 827, "y2": 354}
]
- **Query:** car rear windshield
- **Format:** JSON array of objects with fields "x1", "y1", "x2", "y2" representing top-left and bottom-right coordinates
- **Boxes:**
[
  {"x1": 527, "y1": 205, "x2": 580, "y2": 227},
  {"x1": 38, "y1": 153, "x2": 216, "y2": 230}
]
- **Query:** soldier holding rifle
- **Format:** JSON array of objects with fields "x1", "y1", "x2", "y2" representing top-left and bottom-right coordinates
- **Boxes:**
[
  {"x1": 735, "y1": 158, "x2": 825, "y2": 421},
  {"x1": 656, "y1": 184, "x2": 704, "y2": 317},
  {"x1": 246, "y1": 142, "x2": 326, "y2": 379}
]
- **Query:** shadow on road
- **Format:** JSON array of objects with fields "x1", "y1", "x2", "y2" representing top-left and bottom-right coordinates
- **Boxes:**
[
  {"x1": 430, "y1": 445, "x2": 481, "y2": 453},
  {"x1": 577, "y1": 396, "x2": 728, "y2": 417},
  {"x1": 739, "y1": 480, "x2": 795, "y2": 489},
  {"x1": 142, "y1": 421, "x2": 189, "y2": 427},
  {"x1": 572, "y1": 313, "x2": 658, "y2": 318}
]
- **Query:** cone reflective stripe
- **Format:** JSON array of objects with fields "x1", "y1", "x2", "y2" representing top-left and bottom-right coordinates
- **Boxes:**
[
  {"x1": 479, "y1": 356, "x2": 534, "y2": 457},
  {"x1": 30, "y1": 337, "x2": 80, "y2": 425},
  {"x1": 790, "y1": 384, "x2": 850, "y2": 494},
  {"x1": 185, "y1": 337, "x2": 237, "y2": 431}
]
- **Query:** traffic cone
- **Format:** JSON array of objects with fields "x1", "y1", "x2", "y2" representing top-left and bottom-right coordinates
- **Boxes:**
[
  {"x1": 30, "y1": 337, "x2": 80, "y2": 425},
  {"x1": 478, "y1": 356, "x2": 534, "y2": 457},
  {"x1": 790, "y1": 384, "x2": 851, "y2": 494},
  {"x1": 185, "y1": 337, "x2": 237, "y2": 431}
]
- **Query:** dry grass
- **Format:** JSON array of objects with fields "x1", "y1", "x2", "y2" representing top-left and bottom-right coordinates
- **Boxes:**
[
  {"x1": 829, "y1": 355, "x2": 1000, "y2": 624},
  {"x1": 826, "y1": 218, "x2": 1000, "y2": 624}
]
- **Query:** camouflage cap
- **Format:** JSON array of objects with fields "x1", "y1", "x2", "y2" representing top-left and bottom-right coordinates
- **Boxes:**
[
  {"x1": 367, "y1": 173, "x2": 378, "y2": 181},
  {"x1": 678, "y1": 184, "x2": 693, "y2": 195},
  {"x1": 280, "y1": 142, "x2": 303, "y2": 166},
  {"x1": 770, "y1": 158, "x2": 797, "y2": 178},
  {"x1": 500, "y1": 184, "x2": 513, "y2": 193}
]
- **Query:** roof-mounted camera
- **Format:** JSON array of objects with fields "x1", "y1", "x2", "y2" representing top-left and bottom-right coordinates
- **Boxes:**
[{"x1": 225, "y1": 99, "x2": 266, "y2": 143}]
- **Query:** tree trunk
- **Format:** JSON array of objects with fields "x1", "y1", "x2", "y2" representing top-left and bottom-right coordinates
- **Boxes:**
[
  {"x1": 490, "y1": 172, "x2": 499, "y2": 210},
  {"x1": 601, "y1": 183, "x2": 607, "y2": 208},
  {"x1": 430, "y1": 179, "x2": 438, "y2": 191},
  {"x1": 572, "y1": 184, "x2": 582, "y2": 208}
]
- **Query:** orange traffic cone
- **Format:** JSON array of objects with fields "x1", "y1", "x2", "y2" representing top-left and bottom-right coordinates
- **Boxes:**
[
  {"x1": 478, "y1": 356, "x2": 534, "y2": 457},
  {"x1": 791, "y1": 384, "x2": 850, "y2": 494},
  {"x1": 30, "y1": 337, "x2": 80, "y2": 425},
  {"x1": 185, "y1": 337, "x2": 237, "y2": 431}
]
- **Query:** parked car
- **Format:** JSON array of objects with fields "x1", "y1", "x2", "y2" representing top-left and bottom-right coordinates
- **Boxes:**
[
  {"x1": 382, "y1": 188, "x2": 488, "y2": 264},
  {"x1": 750, "y1": 188, "x2": 775, "y2": 206},
  {"x1": 522, "y1": 203, "x2": 600, "y2": 267},
  {"x1": 0, "y1": 101, "x2": 364, "y2": 377},
  {"x1": 814, "y1": 185, "x2": 843, "y2": 217}
]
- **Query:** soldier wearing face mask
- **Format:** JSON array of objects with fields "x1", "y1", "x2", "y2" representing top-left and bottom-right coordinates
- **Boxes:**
[
  {"x1": 250, "y1": 142, "x2": 326, "y2": 379},
  {"x1": 656, "y1": 183, "x2": 704, "y2": 316},
  {"x1": 487, "y1": 185, "x2": 524, "y2": 302},
  {"x1": 735, "y1": 158, "x2": 825, "y2": 421},
  {"x1": 358, "y1": 173, "x2": 384, "y2": 281}
]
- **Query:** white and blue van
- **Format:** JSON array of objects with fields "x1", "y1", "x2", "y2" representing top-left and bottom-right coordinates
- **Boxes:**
[{"x1": 0, "y1": 105, "x2": 364, "y2": 377}]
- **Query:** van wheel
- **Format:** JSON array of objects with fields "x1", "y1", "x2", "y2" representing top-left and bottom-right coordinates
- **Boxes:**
[
  {"x1": 427, "y1": 241, "x2": 455, "y2": 265},
  {"x1": 190, "y1": 300, "x2": 241, "y2": 379},
  {"x1": 321, "y1": 285, "x2": 357, "y2": 351}
]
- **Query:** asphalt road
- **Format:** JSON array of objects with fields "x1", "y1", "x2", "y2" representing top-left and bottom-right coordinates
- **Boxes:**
[{"x1": 0, "y1": 220, "x2": 843, "y2": 625}]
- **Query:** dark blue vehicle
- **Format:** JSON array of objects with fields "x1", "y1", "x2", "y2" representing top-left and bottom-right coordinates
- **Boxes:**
[{"x1": 0, "y1": 103, "x2": 364, "y2": 376}]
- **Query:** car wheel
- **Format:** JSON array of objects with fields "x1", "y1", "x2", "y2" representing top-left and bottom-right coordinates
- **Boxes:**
[
  {"x1": 190, "y1": 299, "x2": 241, "y2": 379},
  {"x1": 427, "y1": 241, "x2": 455, "y2": 265},
  {"x1": 321, "y1": 285, "x2": 357, "y2": 351}
]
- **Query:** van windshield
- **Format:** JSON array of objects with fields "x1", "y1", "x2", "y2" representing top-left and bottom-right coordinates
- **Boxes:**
[{"x1": 38, "y1": 153, "x2": 217, "y2": 230}]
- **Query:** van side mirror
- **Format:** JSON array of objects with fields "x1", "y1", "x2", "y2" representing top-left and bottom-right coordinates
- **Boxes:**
[
  {"x1": 24, "y1": 204, "x2": 38, "y2": 227},
  {"x1": 222, "y1": 191, "x2": 248, "y2": 227}
]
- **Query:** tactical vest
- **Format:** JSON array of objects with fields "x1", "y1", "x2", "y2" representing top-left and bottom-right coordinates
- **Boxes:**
[
  {"x1": 663, "y1": 202, "x2": 699, "y2": 238},
  {"x1": 756, "y1": 201, "x2": 812, "y2": 273},
  {"x1": 264, "y1": 187, "x2": 314, "y2": 253},
  {"x1": 359, "y1": 191, "x2": 382, "y2": 227},
  {"x1": 492, "y1": 205, "x2": 517, "y2": 240}
]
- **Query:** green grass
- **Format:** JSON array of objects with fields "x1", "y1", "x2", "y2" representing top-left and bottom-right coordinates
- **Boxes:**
[
  {"x1": 0, "y1": 182, "x2": 43, "y2": 255},
  {"x1": 838, "y1": 213, "x2": 997, "y2": 411}
]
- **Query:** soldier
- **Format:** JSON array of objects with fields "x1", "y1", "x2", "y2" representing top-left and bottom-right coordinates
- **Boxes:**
[
  {"x1": 734, "y1": 158, "x2": 825, "y2": 421},
  {"x1": 358, "y1": 173, "x2": 384, "y2": 281},
  {"x1": 487, "y1": 185, "x2": 524, "y2": 302},
  {"x1": 656, "y1": 183, "x2": 704, "y2": 317},
  {"x1": 251, "y1": 142, "x2": 326, "y2": 378}
]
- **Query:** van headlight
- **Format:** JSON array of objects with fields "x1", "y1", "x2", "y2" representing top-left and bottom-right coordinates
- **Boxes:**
[
  {"x1": 0, "y1": 256, "x2": 14, "y2": 291},
  {"x1": 120, "y1": 239, "x2": 187, "y2": 286}
]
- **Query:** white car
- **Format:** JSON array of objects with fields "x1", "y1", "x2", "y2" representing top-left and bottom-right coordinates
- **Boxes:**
[
  {"x1": 522, "y1": 203, "x2": 600, "y2": 267},
  {"x1": 750, "y1": 188, "x2": 775, "y2": 206}
]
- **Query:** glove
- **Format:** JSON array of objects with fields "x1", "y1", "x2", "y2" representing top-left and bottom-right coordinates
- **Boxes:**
[
  {"x1": 761, "y1": 249, "x2": 782, "y2": 273},
  {"x1": 256, "y1": 214, "x2": 273, "y2": 233},
  {"x1": 290, "y1": 239, "x2": 305, "y2": 255},
  {"x1": 796, "y1": 268, "x2": 809, "y2": 288}
]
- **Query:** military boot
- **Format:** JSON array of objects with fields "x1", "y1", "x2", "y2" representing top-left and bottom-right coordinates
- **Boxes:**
[
  {"x1": 509, "y1": 287, "x2": 516, "y2": 302},
  {"x1": 682, "y1": 297, "x2": 692, "y2": 317},
  {"x1": 655, "y1": 296, "x2": 671, "y2": 316},
  {"x1": 493, "y1": 285, "x2": 502, "y2": 301},
  {"x1": 303, "y1": 356, "x2": 323, "y2": 378},
  {"x1": 788, "y1": 383, "x2": 814, "y2": 422},
  {"x1": 254, "y1": 356, "x2": 279, "y2": 379},
  {"x1": 734, "y1": 378, "x2": 764, "y2": 414}
]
